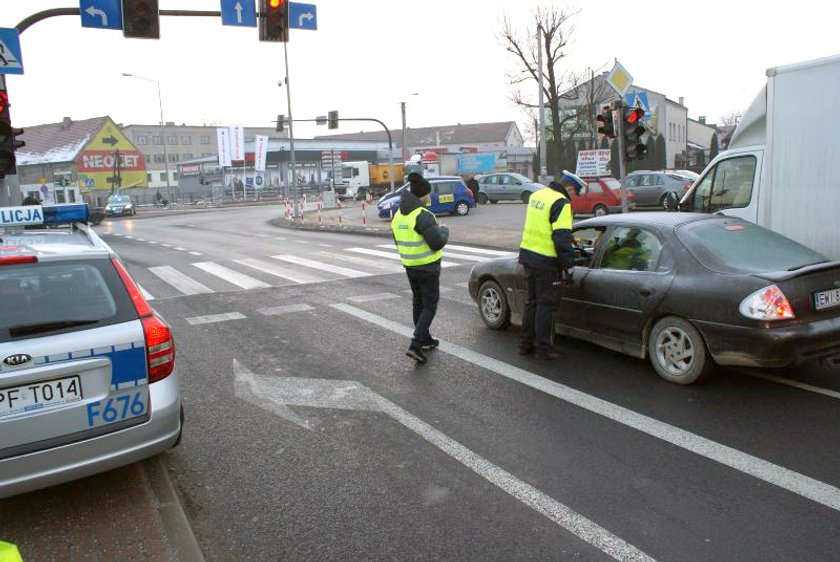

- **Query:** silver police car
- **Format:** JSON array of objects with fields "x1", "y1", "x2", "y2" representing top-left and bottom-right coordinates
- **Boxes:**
[{"x1": 0, "y1": 203, "x2": 182, "y2": 498}]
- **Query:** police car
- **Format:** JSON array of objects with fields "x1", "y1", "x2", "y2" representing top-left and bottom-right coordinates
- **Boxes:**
[
  {"x1": 378, "y1": 176, "x2": 476, "y2": 218},
  {"x1": 0, "y1": 203, "x2": 182, "y2": 498}
]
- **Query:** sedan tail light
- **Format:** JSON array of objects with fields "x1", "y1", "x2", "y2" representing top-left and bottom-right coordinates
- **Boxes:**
[
  {"x1": 112, "y1": 257, "x2": 176, "y2": 382},
  {"x1": 739, "y1": 285, "x2": 795, "y2": 320}
]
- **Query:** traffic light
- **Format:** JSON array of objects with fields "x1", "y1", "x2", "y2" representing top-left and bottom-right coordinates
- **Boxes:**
[
  {"x1": 121, "y1": 0, "x2": 160, "y2": 39},
  {"x1": 0, "y1": 88, "x2": 25, "y2": 177},
  {"x1": 595, "y1": 105, "x2": 615, "y2": 139},
  {"x1": 328, "y1": 110, "x2": 339, "y2": 130},
  {"x1": 276, "y1": 114, "x2": 285, "y2": 132},
  {"x1": 259, "y1": 0, "x2": 289, "y2": 42},
  {"x1": 622, "y1": 106, "x2": 649, "y2": 161}
]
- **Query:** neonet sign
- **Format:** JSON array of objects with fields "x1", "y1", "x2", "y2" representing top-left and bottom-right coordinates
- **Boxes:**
[{"x1": 77, "y1": 150, "x2": 144, "y2": 172}]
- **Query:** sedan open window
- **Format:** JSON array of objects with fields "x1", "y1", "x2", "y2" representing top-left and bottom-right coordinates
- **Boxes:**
[
  {"x1": 572, "y1": 226, "x2": 608, "y2": 268},
  {"x1": 600, "y1": 227, "x2": 667, "y2": 272}
]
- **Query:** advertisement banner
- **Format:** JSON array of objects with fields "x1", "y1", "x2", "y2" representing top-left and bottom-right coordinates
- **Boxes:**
[
  {"x1": 254, "y1": 135, "x2": 269, "y2": 172},
  {"x1": 229, "y1": 124, "x2": 245, "y2": 162},
  {"x1": 575, "y1": 149, "x2": 611, "y2": 177},
  {"x1": 456, "y1": 153, "x2": 496, "y2": 174},
  {"x1": 217, "y1": 127, "x2": 232, "y2": 167}
]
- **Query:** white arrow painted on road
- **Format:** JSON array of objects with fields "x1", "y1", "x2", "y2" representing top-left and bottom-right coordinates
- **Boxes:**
[
  {"x1": 85, "y1": 5, "x2": 108, "y2": 26},
  {"x1": 232, "y1": 359, "x2": 655, "y2": 561}
]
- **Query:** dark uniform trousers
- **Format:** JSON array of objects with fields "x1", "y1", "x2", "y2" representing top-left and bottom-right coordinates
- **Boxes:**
[
  {"x1": 406, "y1": 266, "x2": 440, "y2": 346},
  {"x1": 519, "y1": 266, "x2": 562, "y2": 354}
]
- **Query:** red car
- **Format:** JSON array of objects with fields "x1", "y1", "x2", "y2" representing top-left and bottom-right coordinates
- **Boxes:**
[{"x1": 569, "y1": 177, "x2": 635, "y2": 216}]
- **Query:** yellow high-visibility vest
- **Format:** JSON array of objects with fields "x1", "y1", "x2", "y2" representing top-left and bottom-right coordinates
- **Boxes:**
[
  {"x1": 520, "y1": 188, "x2": 571, "y2": 257},
  {"x1": 392, "y1": 207, "x2": 443, "y2": 266}
]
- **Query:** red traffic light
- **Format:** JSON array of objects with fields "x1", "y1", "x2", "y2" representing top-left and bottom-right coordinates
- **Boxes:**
[
  {"x1": 626, "y1": 107, "x2": 645, "y2": 124},
  {"x1": 0, "y1": 92, "x2": 7, "y2": 114}
]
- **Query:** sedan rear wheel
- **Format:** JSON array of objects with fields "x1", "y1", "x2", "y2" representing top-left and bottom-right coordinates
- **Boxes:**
[
  {"x1": 648, "y1": 316, "x2": 712, "y2": 385},
  {"x1": 478, "y1": 280, "x2": 510, "y2": 330}
]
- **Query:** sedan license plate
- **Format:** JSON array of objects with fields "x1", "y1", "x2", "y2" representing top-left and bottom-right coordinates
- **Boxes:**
[
  {"x1": 814, "y1": 288, "x2": 840, "y2": 311},
  {"x1": 0, "y1": 375, "x2": 83, "y2": 417}
]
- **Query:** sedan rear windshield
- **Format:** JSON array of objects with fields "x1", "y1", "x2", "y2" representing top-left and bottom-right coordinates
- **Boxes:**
[
  {"x1": 677, "y1": 219, "x2": 828, "y2": 273},
  {"x1": 0, "y1": 260, "x2": 137, "y2": 342}
]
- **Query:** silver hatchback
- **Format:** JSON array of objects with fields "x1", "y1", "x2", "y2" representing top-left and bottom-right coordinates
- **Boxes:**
[
  {"x1": 474, "y1": 172, "x2": 544, "y2": 204},
  {"x1": 623, "y1": 171, "x2": 695, "y2": 208},
  {"x1": 0, "y1": 203, "x2": 181, "y2": 499}
]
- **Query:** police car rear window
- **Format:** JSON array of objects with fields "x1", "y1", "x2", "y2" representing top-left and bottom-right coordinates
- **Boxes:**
[{"x1": 0, "y1": 260, "x2": 137, "y2": 342}]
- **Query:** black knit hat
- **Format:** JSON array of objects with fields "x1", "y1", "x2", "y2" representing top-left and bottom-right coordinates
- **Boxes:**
[{"x1": 408, "y1": 173, "x2": 431, "y2": 198}]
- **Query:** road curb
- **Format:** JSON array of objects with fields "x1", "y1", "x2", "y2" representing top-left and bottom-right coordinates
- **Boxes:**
[{"x1": 141, "y1": 456, "x2": 205, "y2": 562}]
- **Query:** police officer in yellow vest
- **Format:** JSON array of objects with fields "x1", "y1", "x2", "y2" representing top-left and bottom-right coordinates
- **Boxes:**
[
  {"x1": 392, "y1": 173, "x2": 450, "y2": 363},
  {"x1": 518, "y1": 170, "x2": 586, "y2": 359}
]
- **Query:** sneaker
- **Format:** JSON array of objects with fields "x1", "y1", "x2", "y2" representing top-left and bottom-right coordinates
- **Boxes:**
[
  {"x1": 406, "y1": 347, "x2": 427, "y2": 363},
  {"x1": 421, "y1": 338, "x2": 440, "y2": 351},
  {"x1": 534, "y1": 351, "x2": 563, "y2": 360}
]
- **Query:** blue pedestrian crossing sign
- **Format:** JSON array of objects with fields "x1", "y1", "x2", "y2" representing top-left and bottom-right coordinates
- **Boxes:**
[
  {"x1": 221, "y1": 0, "x2": 257, "y2": 27},
  {"x1": 289, "y1": 2, "x2": 317, "y2": 30},
  {"x1": 0, "y1": 28, "x2": 23, "y2": 75},
  {"x1": 625, "y1": 92, "x2": 651, "y2": 119},
  {"x1": 80, "y1": 0, "x2": 123, "y2": 30}
]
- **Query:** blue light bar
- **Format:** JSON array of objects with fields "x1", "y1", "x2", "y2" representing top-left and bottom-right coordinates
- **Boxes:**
[{"x1": 42, "y1": 204, "x2": 90, "y2": 225}]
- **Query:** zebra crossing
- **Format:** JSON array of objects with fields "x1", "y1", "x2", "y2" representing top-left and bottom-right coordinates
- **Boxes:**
[{"x1": 125, "y1": 242, "x2": 513, "y2": 300}]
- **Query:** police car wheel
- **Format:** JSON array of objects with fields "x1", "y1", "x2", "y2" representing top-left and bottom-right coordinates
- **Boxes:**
[
  {"x1": 478, "y1": 280, "x2": 510, "y2": 330},
  {"x1": 454, "y1": 201, "x2": 470, "y2": 216},
  {"x1": 648, "y1": 316, "x2": 713, "y2": 385}
]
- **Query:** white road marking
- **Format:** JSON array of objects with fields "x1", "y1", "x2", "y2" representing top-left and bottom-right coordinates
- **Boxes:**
[
  {"x1": 161, "y1": 243, "x2": 174, "y2": 248},
  {"x1": 235, "y1": 258, "x2": 328, "y2": 284},
  {"x1": 149, "y1": 266, "x2": 215, "y2": 295},
  {"x1": 445, "y1": 244, "x2": 516, "y2": 257},
  {"x1": 137, "y1": 283, "x2": 154, "y2": 301},
  {"x1": 346, "y1": 247, "x2": 461, "y2": 268},
  {"x1": 331, "y1": 304, "x2": 840, "y2": 513},
  {"x1": 186, "y1": 312, "x2": 246, "y2": 325},
  {"x1": 123, "y1": 235, "x2": 134, "y2": 239},
  {"x1": 233, "y1": 360, "x2": 655, "y2": 562},
  {"x1": 255, "y1": 234, "x2": 269, "y2": 238},
  {"x1": 272, "y1": 255, "x2": 371, "y2": 278},
  {"x1": 742, "y1": 371, "x2": 840, "y2": 400},
  {"x1": 257, "y1": 304, "x2": 315, "y2": 315},
  {"x1": 148, "y1": 241, "x2": 159, "y2": 245},
  {"x1": 174, "y1": 247, "x2": 187, "y2": 251},
  {"x1": 188, "y1": 251, "x2": 203, "y2": 256},
  {"x1": 347, "y1": 293, "x2": 401, "y2": 303},
  {"x1": 376, "y1": 244, "x2": 491, "y2": 262},
  {"x1": 455, "y1": 282, "x2": 470, "y2": 289},
  {"x1": 317, "y1": 251, "x2": 403, "y2": 273},
  {"x1": 274, "y1": 237, "x2": 287, "y2": 241},
  {"x1": 192, "y1": 262, "x2": 271, "y2": 290},
  {"x1": 136, "y1": 238, "x2": 146, "y2": 242},
  {"x1": 318, "y1": 243, "x2": 333, "y2": 248},
  {"x1": 112, "y1": 233, "x2": 123, "y2": 237}
]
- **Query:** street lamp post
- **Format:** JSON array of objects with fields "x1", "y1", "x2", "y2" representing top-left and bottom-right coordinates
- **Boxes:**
[
  {"x1": 122, "y1": 72, "x2": 173, "y2": 202},
  {"x1": 400, "y1": 93, "x2": 419, "y2": 163}
]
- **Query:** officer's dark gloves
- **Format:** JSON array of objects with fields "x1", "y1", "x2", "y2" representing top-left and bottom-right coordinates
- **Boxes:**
[{"x1": 563, "y1": 268, "x2": 574, "y2": 285}]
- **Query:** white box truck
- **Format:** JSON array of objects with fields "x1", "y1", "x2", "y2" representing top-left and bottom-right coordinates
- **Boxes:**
[{"x1": 678, "y1": 54, "x2": 840, "y2": 259}]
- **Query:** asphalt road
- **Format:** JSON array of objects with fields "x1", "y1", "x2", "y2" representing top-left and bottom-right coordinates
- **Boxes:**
[{"x1": 9, "y1": 204, "x2": 840, "y2": 561}]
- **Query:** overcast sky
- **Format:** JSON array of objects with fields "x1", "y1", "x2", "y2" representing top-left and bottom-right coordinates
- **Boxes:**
[{"x1": 3, "y1": 0, "x2": 838, "y2": 141}]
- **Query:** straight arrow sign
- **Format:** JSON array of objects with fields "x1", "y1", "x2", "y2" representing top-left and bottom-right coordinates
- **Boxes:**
[{"x1": 231, "y1": 359, "x2": 654, "y2": 561}]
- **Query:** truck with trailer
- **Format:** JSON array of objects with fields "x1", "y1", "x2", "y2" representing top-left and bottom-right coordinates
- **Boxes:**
[
  {"x1": 336, "y1": 161, "x2": 405, "y2": 200},
  {"x1": 676, "y1": 53, "x2": 840, "y2": 259}
]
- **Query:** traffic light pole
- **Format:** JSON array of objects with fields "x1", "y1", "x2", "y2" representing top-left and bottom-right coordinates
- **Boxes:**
[
  {"x1": 613, "y1": 100, "x2": 629, "y2": 214},
  {"x1": 283, "y1": 40, "x2": 299, "y2": 217}
]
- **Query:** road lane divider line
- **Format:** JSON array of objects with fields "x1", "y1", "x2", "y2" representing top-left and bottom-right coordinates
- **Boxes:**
[
  {"x1": 233, "y1": 360, "x2": 656, "y2": 561},
  {"x1": 193, "y1": 262, "x2": 271, "y2": 290},
  {"x1": 445, "y1": 244, "x2": 517, "y2": 256},
  {"x1": 331, "y1": 303, "x2": 840, "y2": 513},
  {"x1": 741, "y1": 371, "x2": 840, "y2": 400},
  {"x1": 186, "y1": 312, "x2": 246, "y2": 325},
  {"x1": 347, "y1": 293, "x2": 402, "y2": 303},
  {"x1": 257, "y1": 304, "x2": 315, "y2": 315}
]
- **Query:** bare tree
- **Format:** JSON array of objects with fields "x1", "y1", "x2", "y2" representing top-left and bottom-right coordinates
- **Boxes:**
[{"x1": 719, "y1": 111, "x2": 743, "y2": 128}]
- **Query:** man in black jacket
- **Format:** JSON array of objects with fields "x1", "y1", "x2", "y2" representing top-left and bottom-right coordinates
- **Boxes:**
[{"x1": 391, "y1": 173, "x2": 450, "y2": 363}]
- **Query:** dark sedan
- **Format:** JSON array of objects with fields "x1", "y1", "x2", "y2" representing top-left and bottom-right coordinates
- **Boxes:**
[{"x1": 468, "y1": 212, "x2": 840, "y2": 384}]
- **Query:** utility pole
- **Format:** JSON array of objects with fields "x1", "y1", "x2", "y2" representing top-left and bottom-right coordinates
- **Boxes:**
[
  {"x1": 284, "y1": 41, "x2": 299, "y2": 218},
  {"x1": 537, "y1": 24, "x2": 547, "y2": 182}
]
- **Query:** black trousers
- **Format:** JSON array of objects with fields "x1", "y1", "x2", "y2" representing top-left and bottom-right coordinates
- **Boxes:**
[
  {"x1": 405, "y1": 266, "x2": 440, "y2": 348},
  {"x1": 519, "y1": 266, "x2": 562, "y2": 353}
]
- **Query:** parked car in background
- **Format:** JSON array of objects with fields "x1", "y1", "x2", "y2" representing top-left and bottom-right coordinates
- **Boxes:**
[
  {"x1": 104, "y1": 195, "x2": 136, "y2": 217},
  {"x1": 570, "y1": 177, "x2": 635, "y2": 216},
  {"x1": 378, "y1": 176, "x2": 475, "y2": 218},
  {"x1": 622, "y1": 171, "x2": 694, "y2": 208},
  {"x1": 666, "y1": 169, "x2": 700, "y2": 183},
  {"x1": 474, "y1": 172, "x2": 544, "y2": 204},
  {"x1": 469, "y1": 212, "x2": 840, "y2": 385},
  {"x1": 1, "y1": 204, "x2": 182, "y2": 498}
]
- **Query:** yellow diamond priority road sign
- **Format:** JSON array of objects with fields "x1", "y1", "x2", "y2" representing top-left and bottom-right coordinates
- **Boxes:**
[{"x1": 606, "y1": 61, "x2": 633, "y2": 97}]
